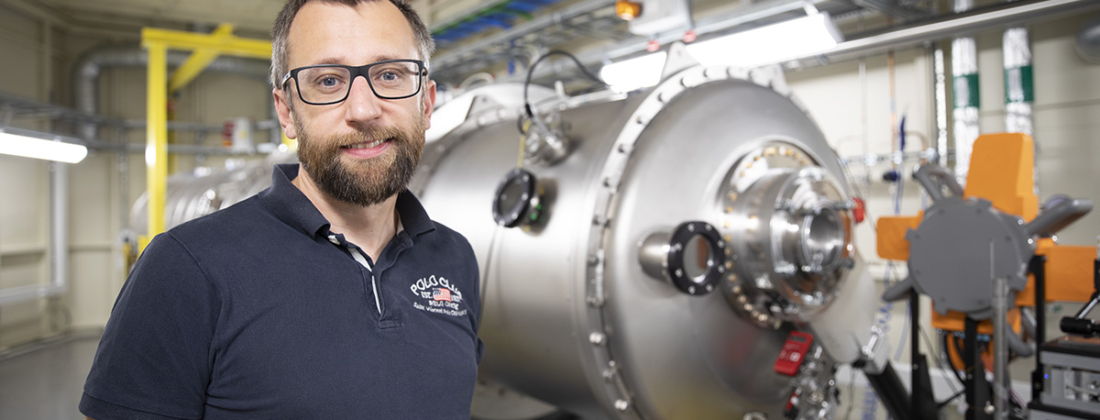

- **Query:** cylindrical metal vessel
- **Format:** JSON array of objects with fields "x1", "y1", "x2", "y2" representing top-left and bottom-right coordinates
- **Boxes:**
[
  {"x1": 415, "y1": 63, "x2": 869, "y2": 420},
  {"x1": 133, "y1": 62, "x2": 876, "y2": 420}
]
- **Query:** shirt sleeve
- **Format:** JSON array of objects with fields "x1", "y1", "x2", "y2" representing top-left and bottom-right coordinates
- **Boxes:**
[{"x1": 80, "y1": 232, "x2": 222, "y2": 420}]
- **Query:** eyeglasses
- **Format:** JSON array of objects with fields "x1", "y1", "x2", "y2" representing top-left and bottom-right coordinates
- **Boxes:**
[{"x1": 281, "y1": 59, "x2": 427, "y2": 105}]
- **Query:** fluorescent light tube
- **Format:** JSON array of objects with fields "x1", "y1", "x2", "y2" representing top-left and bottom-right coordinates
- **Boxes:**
[
  {"x1": 685, "y1": 13, "x2": 842, "y2": 68},
  {"x1": 599, "y1": 51, "x2": 668, "y2": 92},
  {"x1": 0, "y1": 131, "x2": 88, "y2": 163}
]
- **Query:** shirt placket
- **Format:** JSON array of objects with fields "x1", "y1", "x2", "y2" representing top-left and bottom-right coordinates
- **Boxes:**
[{"x1": 327, "y1": 233, "x2": 384, "y2": 317}]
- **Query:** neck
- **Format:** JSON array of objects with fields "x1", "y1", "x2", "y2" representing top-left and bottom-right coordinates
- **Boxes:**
[{"x1": 292, "y1": 166, "x2": 398, "y2": 261}]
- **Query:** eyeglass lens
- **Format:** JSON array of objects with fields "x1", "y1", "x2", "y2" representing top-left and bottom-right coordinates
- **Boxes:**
[{"x1": 297, "y1": 62, "x2": 421, "y2": 103}]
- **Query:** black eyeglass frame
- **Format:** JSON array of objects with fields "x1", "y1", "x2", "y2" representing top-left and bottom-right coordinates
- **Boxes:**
[{"x1": 280, "y1": 59, "x2": 428, "y2": 105}]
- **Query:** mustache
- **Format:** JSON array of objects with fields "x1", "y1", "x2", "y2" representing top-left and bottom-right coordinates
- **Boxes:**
[{"x1": 329, "y1": 126, "x2": 406, "y2": 148}]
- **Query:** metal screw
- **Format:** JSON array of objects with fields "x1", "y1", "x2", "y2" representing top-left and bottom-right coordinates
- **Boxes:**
[
  {"x1": 587, "y1": 296, "x2": 602, "y2": 307},
  {"x1": 615, "y1": 399, "x2": 630, "y2": 411},
  {"x1": 589, "y1": 332, "x2": 605, "y2": 345}
]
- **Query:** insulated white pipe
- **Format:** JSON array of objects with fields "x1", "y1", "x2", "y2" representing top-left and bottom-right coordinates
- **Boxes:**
[
  {"x1": 952, "y1": 0, "x2": 980, "y2": 181},
  {"x1": 1003, "y1": 27, "x2": 1033, "y2": 137},
  {"x1": 49, "y1": 161, "x2": 67, "y2": 292},
  {"x1": 1002, "y1": 2, "x2": 1036, "y2": 193},
  {"x1": 934, "y1": 46, "x2": 949, "y2": 167}
]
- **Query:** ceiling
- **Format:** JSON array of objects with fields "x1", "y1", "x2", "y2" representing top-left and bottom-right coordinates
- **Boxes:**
[
  {"x1": 15, "y1": 0, "x2": 504, "y2": 38},
  {"x1": 17, "y1": 0, "x2": 284, "y2": 36}
]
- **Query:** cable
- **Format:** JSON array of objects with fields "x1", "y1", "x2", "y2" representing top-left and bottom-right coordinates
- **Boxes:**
[
  {"x1": 522, "y1": 50, "x2": 606, "y2": 120},
  {"x1": 478, "y1": 226, "x2": 504, "y2": 323},
  {"x1": 516, "y1": 51, "x2": 606, "y2": 168},
  {"x1": 936, "y1": 390, "x2": 966, "y2": 409}
]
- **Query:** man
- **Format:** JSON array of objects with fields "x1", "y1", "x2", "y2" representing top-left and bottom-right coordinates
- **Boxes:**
[{"x1": 80, "y1": 1, "x2": 482, "y2": 418}]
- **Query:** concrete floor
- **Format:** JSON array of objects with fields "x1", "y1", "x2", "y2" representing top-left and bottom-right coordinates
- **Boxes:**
[
  {"x1": 0, "y1": 334, "x2": 99, "y2": 420},
  {"x1": 0, "y1": 332, "x2": 1038, "y2": 420}
]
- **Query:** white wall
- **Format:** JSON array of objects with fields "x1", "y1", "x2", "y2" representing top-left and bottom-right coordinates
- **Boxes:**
[{"x1": 0, "y1": 2, "x2": 57, "y2": 348}]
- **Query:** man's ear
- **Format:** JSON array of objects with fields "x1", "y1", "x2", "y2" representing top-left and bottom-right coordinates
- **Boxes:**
[
  {"x1": 422, "y1": 80, "x2": 436, "y2": 130},
  {"x1": 273, "y1": 88, "x2": 298, "y2": 139}
]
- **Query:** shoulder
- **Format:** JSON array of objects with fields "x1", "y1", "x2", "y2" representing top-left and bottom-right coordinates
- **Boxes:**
[
  {"x1": 166, "y1": 196, "x2": 269, "y2": 246},
  {"x1": 424, "y1": 220, "x2": 475, "y2": 255}
]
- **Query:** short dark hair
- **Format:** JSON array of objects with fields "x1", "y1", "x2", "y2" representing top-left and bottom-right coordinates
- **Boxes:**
[{"x1": 270, "y1": 0, "x2": 435, "y2": 89}]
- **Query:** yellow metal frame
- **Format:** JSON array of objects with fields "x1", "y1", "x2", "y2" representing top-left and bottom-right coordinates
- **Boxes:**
[
  {"x1": 168, "y1": 24, "x2": 237, "y2": 93},
  {"x1": 139, "y1": 26, "x2": 273, "y2": 252}
]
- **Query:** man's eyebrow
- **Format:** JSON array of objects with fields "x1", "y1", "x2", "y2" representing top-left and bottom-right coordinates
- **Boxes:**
[
  {"x1": 307, "y1": 55, "x2": 413, "y2": 66},
  {"x1": 311, "y1": 57, "x2": 346, "y2": 66}
]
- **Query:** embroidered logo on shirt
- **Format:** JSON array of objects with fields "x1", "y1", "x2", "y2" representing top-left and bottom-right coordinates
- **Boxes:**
[{"x1": 410, "y1": 275, "x2": 466, "y2": 317}]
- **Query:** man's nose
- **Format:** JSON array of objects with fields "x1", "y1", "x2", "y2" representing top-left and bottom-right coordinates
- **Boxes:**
[{"x1": 344, "y1": 76, "x2": 383, "y2": 125}]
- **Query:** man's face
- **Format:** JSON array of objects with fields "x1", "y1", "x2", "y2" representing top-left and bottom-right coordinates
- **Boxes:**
[{"x1": 274, "y1": 1, "x2": 435, "y2": 206}]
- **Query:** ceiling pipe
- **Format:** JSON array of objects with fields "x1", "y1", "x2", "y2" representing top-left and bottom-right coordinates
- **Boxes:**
[
  {"x1": 510, "y1": 0, "x2": 1100, "y2": 85},
  {"x1": 72, "y1": 45, "x2": 270, "y2": 140},
  {"x1": 850, "y1": 0, "x2": 931, "y2": 21},
  {"x1": 801, "y1": 0, "x2": 1100, "y2": 66},
  {"x1": 431, "y1": 0, "x2": 615, "y2": 72}
]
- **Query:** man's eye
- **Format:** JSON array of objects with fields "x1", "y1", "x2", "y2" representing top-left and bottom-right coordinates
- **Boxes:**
[
  {"x1": 379, "y1": 71, "x2": 399, "y2": 82},
  {"x1": 310, "y1": 73, "x2": 345, "y2": 88}
]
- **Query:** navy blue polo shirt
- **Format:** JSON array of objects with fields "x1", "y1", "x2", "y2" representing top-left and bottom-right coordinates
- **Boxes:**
[{"x1": 80, "y1": 164, "x2": 482, "y2": 420}]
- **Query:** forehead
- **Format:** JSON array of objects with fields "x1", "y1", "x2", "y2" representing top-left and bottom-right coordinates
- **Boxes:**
[{"x1": 287, "y1": 1, "x2": 419, "y2": 67}]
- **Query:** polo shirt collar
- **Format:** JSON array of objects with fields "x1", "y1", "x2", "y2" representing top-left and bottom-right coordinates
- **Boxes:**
[
  {"x1": 394, "y1": 189, "x2": 435, "y2": 237},
  {"x1": 259, "y1": 163, "x2": 436, "y2": 239}
]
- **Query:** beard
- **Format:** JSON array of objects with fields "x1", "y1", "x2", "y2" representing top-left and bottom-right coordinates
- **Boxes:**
[{"x1": 294, "y1": 114, "x2": 425, "y2": 207}]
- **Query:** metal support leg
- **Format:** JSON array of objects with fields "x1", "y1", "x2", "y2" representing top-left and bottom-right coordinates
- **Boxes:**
[
  {"x1": 1029, "y1": 256, "x2": 1047, "y2": 402},
  {"x1": 865, "y1": 362, "x2": 917, "y2": 420},
  {"x1": 965, "y1": 317, "x2": 992, "y2": 420},
  {"x1": 910, "y1": 292, "x2": 938, "y2": 418}
]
